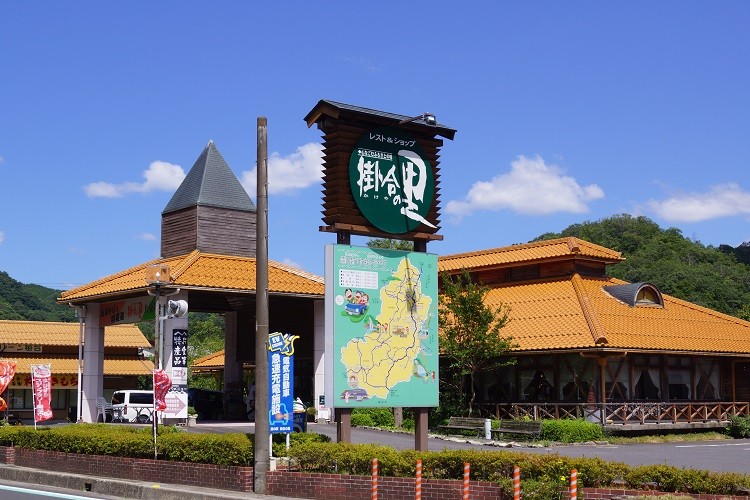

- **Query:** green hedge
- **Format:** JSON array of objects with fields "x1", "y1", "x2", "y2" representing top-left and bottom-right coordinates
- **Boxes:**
[
  {"x1": 0, "y1": 424, "x2": 252, "y2": 465},
  {"x1": 286, "y1": 442, "x2": 750, "y2": 495},
  {"x1": 3, "y1": 424, "x2": 750, "y2": 495},
  {"x1": 539, "y1": 419, "x2": 605, "y2": 443}
]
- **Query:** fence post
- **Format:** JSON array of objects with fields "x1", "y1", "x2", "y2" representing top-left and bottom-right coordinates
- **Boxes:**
[
  {"x1": 484, "y1": 418, "x2": 491, "y2": 439},
  {"x1": 463, "y1": 462, "x2": 470, "y2": 500},
  {"x1": 513, "y1": 465, "x2": 521, "y2": 500},
  {"x1": 415, "y1": 459, "x2": 422, "y2": 500},
  {"x1": 372, "y1": 458, "x2": 378, "y2": 500},
  {"x1": 569, "y1": 468, "x2": 577, "y2": 500}
]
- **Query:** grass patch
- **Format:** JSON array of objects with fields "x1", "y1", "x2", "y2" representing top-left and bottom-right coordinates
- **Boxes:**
[{"x1": 606, "y1": 431, "x2": 728, "y2": 444}]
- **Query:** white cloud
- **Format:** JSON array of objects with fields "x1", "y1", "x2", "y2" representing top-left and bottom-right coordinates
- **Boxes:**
[
  {"x1": 241, "y1": 142, "x2": 323, "y2": 196},
  {"x1": 0, "y1": 231, "x2": 4, "y2": 244},
  {"x1": 645, "y1": 183, "x2": 750, "y2": 222},
  {"x1": 282, "y1": 258, "x2": 303, "y2": 269},
  {"x1": 445, "y1": 155, "x2": 604, "y2": 220},
  {"x1": 137, "y1": 232, "x2": 157, "y2": 241},
  {"x1": 84, "y1": 161, "x2": 185, "y2": 198}
]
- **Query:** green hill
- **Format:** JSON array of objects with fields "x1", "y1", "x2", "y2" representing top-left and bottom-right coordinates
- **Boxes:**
[
  {"x1": 0, "y1": 271, "x2": 75, "y2": 322},
  {"x1": 535, "y1": 214, "x2": 750, "y2": 320},
  {"x1": 2, "y1": 214, "x2": 749, "y2": 323}
]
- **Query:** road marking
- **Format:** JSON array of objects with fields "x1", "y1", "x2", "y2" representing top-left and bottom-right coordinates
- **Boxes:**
[
  {"x1": 0, "y1": 483, "x2": 107, "y2": 499},
  {"x1": 675, "y1": 442, "x2": 750, "y2": 448}
]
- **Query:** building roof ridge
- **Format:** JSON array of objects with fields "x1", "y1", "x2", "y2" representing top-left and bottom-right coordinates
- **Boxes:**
[
  {"x1": 571, "y1": 273, "x2": 608, "y2": 345},
  {"x1": 438, "y1": 237, "x2": 623, "y2": 272}
]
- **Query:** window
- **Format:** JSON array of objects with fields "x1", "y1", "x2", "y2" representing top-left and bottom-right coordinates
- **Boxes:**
[{"x1": 636, "y1": 287, "x2": 660, "y2": 305}]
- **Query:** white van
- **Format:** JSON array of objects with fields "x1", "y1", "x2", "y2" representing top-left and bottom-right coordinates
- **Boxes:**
[{"x1": 111, "y1": 390, "x2": 154, "y2": 423}]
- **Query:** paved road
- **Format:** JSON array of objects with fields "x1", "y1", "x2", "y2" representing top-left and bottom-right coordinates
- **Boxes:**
[{"x1": 190, "y1": 421, "x2": 750, "y2": 474}]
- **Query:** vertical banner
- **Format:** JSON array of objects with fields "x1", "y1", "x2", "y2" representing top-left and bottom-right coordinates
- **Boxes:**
[
  {"x1": 153, "y1": 369, "x2": 172, "y2": 412},
  {"x1": 31, "y1": 364, "x2": 53, "y2": 422},
  {"x1": 0, "y1": 360, "x2": 17, "y2": 412},
  {"x1": 164, "y1": 328, "x2": 189, "y2": 418},
  {"x1": 268, "y1": 332, "x2": 298, "y2": 434}
]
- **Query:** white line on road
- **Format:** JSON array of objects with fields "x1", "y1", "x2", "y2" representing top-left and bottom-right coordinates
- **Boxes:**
[{"x1": 675, "y1": 442, "x2": 750, "y2": 448}]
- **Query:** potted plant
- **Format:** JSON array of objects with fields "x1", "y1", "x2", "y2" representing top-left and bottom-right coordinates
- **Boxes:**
[
  {"x1": 306, "y1": 405, "x2": 317, "y2": 422},
  {"x1": 187, "y1": 406, "x2": 198, "y2": 427}
]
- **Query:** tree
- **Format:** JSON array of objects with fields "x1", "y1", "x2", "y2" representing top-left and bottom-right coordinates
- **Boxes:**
[
  {"x1": 366, "y1": 238, "x2": 414, "y2": 251},
  {"x1": 438, "y1": 270, "x2": 515, "y2": 417},
  {"x1": 535, "y1": 214, "x2": 750, "y2": 318}
]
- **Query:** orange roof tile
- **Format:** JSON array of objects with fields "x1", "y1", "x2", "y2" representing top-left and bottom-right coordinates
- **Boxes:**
[
  {"x1": 480, "y1": 274, "x2": 750, "y2": 355},
  {"x1": 0, "y1": 320, "x2": 151, "y2": 348},
  {"x1": 60, "y1": 250, "x2": 324, "y2": 302},
  {"x1": 438, "y1": 237, "x2": 623, "y2": 273},
  {"x1": 7, "y1": 356, "x2": 153, "y2": 375},
  {"x1": 193, "y1": 350, "x2": 226, "y2": 370}
]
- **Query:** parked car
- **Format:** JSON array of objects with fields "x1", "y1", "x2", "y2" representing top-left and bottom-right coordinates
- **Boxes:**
[
  {"x1": 187, "y1": 388, "x2": 224, "y2": 420},
  {"x1": 111, "y1": 390, "x2": 154, "y2": 423}
]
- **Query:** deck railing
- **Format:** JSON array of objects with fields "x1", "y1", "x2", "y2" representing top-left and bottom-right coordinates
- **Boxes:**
[{"x1": 477, "y1": 401, "x2": 750, "y2": 425}]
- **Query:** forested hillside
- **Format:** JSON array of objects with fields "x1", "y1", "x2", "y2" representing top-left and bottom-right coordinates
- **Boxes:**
[
  {"x1": 3, "y1": 214, "x2": 749, "y2": 323},
  {"x1": 535, "y1": 214, "x2": 750, "y2": 320},
  {"x1": 0, "y1": 271, "x2": 75, "y2": 321}
]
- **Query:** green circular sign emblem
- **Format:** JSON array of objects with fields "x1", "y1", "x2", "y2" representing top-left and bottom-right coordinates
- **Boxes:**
[{"x1": 349, "y1": 126, "x2": 435, "y2": 234}]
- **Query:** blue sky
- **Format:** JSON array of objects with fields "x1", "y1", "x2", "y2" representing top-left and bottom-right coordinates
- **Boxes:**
[{"x1": 1, "y1": 2, "x2": 749, "y2": 289}]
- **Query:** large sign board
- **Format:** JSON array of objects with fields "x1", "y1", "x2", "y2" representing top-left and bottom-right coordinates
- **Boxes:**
[
  {"x1": 268, "y1": 332, "x2": 298, "y2": 434},
  {"x1": 163, "y1": 328, "x2": 188, "y2": 419},
  {"x1": 324, "y1": 245, "x2": 439, "y2": 408},
  {"x1": 349, "y1": 126, "x2": 435, "y2": 234}
]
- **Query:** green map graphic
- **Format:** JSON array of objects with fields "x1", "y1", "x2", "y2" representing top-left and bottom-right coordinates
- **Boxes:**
[{"x1": 329, "y1": 245, "x2": 438, "y2": 408}]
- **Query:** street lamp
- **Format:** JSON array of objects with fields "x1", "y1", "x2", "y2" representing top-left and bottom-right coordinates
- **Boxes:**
[
  {"x1": 145, "y1": 264, "x2": 187, "y2": 459},
  {"x1": 399, "y1": 112, "x2": 437, "y2": 126}
]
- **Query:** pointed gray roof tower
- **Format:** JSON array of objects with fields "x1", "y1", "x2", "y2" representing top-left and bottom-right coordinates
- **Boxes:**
[{"x1": 161, "y1": 141, "x2": 257, "y2": 258}]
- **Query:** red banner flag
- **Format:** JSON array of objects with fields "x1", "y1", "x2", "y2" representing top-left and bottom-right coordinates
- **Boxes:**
[
  {"x1": 32, "y1": 364, "x2": 53, "y2": 422},
  {"x1": 153, "y1": 369, "x2": 172, "y2": 412},
  {"x1": 0, "y1": 360, "x2": 17, "y2": 412}
]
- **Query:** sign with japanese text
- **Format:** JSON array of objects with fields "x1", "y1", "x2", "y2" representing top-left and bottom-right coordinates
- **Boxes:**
[
  {"x1": 11, "y1": 373, "x2": 77, "y2": 389},
  {"x1": 99, "y1": 296, "x2": 156, "y2": 326},
  {"x1": 163, "y1": 328, "x2": 188, "y2": 419},
  {"x1": 31, "y1": 364, "x2": 53, "y2": 422},
  {"x1": 268, "y1": 332, "x2": 298, "y2": 434},
  {"x1": 171, "y1": 329, "x2": 188, "y2": 386},
  {"x1": 349, "y1": 126, "x2": 435, "y2": 234},
  {"x1": 0, "y1": 344, "x2": 42, "y2": 353},
  {"x1": 324, "y1": 245, "x2": 439, "y2": 409}
]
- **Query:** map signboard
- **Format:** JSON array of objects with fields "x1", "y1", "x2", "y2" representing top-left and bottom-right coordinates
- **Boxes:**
[{"x1": 324, "y1": 245, "x2": 439, "y2": 408}]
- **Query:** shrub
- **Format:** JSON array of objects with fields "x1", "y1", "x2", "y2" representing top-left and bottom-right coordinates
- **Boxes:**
[
  {"x1": 726, "y1": 415, "x2": 750, "y2": 438},
  {"x1": 540, "y1": 419, "x2": 604, "y2": 443},
  {"x1": 351, "y1": 413, "x2": 374, "y2": 427},
  {"x1": 271, "y1": 431, "x2": 331, "y2": 457},
  {"x1": 352, "y1": 408, "x2": 394, "y2": 427}
]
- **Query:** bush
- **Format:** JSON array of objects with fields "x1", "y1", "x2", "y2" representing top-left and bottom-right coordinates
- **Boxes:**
[
  {"x1": 271, "y1": 431, "x2": 331, "y2": 457},
  {"x1": 540, "y1": 419, "x2": 604, "y2": 443},
  {"x1": 352, "y1": 408, "x2": 394, "y2": 427},
  {"x1": 726, "y1": 415, "x2": 750, "y2": 438},
  {"x1": 351, "y1": 413, "x2": 374, "y2": 427}
]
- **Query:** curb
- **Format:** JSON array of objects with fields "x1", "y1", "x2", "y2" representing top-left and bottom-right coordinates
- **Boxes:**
[{"x1": 0, "y1": 464, "x2": 290, "y2": 499}]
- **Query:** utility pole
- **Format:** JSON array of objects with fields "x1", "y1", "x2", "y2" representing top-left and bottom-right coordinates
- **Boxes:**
[{"x1": 254, "y1": 117, "x2": 270, "y2": 493}]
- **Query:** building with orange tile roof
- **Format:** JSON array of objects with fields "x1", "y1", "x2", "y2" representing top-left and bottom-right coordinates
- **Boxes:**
[
  {"x1": 0, "y1": 320, "x2": 152, "y2": 422},
  {"x1": 60, "y1": 142, "x2": 325, "y2": 423},
  {"x1": 439, "y1": 237, "x2": 750, "y2": 427}
]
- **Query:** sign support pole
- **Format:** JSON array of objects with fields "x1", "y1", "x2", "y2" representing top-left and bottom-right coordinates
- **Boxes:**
[{"x1": 254, "y1": 117, "x2": 271, "y2": 494}]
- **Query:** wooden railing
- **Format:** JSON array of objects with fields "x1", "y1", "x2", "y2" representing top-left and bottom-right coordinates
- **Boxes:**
[{"x1": 477, "y1": 402, "x2": 750, "y2": 425}]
